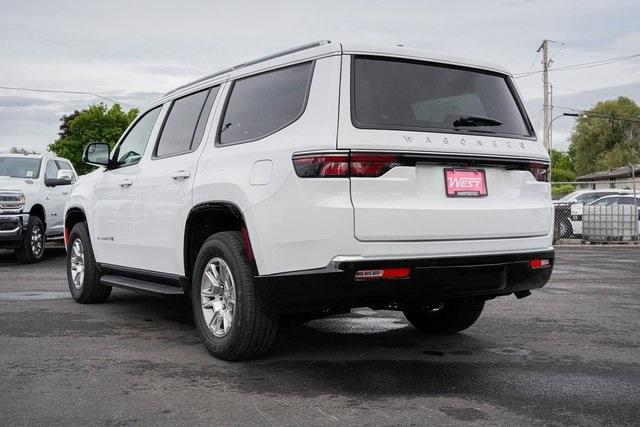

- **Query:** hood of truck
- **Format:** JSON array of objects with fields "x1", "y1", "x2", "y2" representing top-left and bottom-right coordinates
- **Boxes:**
[{"x1": 0, "y1": 177, "x2": 40, "y2": 205}]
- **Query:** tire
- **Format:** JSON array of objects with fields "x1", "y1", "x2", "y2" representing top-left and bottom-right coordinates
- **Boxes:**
[
  {"x1": 66, "y1": 222, "x2": 111, "y2": 303},
  {"x1": 559, "y1": 219, "x2": 573, "y2": 238},
  {"x1": 191, "y1": 231, "x2": 278, "y2": 361},
  {"x1": 403, "y1": 298, "x2": 485, "y2": 334},
  {"x1": 15, "y1": 215, "x2": 45, "y2": 264}
]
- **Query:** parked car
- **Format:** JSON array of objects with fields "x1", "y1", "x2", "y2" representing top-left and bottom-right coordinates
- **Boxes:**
[
  {"x1": 581, "y1": 195, "x2": 640, "y2": 242},
  {"x1": 64, "y1": 41, "x2": 554, "y2": 360},
  {"x1": 553, "y1": 189, "x2": 632, "y2": 238},
  {"x1": 0, "y1": 154, "x2": 77, "y2": 263}
]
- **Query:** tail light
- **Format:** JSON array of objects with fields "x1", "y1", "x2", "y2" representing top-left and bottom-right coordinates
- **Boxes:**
[
  {"x1": 292, "y1": 152, "x2": 401, "y2": 178},
  {"x1": 350, "y1": 154, "x2": 400, "y2": 177},
  {"x1": 355, "y1": 267, "x2": 411, "y2": 281},
  {"x1": 292, "y1": 153, "x2": 349, "y2": 177},
  {"x1": 529, "y1": 162, "x2": 550, "y2": 182},
  {"x1": 529, "y1": 258, "x2": 551, "y2": 269}
]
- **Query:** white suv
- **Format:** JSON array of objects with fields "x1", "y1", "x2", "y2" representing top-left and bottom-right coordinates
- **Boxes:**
[
  {"x1": 1, "y1": 154, "x2": 76, "y2": 263},
  {"x1": 65, "y1": 41, "x2": 554, "y2": 360}
]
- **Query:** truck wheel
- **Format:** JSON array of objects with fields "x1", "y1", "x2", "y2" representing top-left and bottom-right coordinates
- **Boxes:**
[
  {"x1": 15, "y1": 215, "x2": 45, "y2": 264},
  {"x1": 403, "y1": 298, "x2": 485, "y2": 334},
  {"x1": 191, "y1": 231, "x2": 279, "y2": 361},
  {"x1": 66, "y1": 222, "x2": 111, "y2": 303}
]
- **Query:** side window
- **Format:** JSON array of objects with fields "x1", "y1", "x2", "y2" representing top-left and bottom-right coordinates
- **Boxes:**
[
  {"x1": 115, "y1": 106, "x2": 162, "y2": 167},
  {"x1": 219, "y1": 62, "x2": 313, "y2": 145},
  {"x1": 155, "y1": 86, "x2": 218, "y2": 158},
  {"x1": 55, "y1": 160, "x2": 76, "y2": 183},
  {"x1": 44, "y1": 160, "x2": 60, "y2": 180}
]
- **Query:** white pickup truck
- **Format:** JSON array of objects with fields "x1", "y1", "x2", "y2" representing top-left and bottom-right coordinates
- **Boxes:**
[{"x1": 0, "y1": 154, "x2": 77, "y2": 263}]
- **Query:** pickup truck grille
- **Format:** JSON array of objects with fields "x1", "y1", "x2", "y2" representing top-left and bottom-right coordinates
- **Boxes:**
[
  {"x1": 0, "y1": 192, "x2": 25, "y2": 211},
  {"x1": 0, "y1": 217, "x2": 20, "y2": 231}
]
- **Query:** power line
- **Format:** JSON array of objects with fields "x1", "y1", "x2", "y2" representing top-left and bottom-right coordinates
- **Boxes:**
[
  {"x1": 513, "y1": 52, "x2": 640, "y2": 78},
  {"x1": 552, "y1": 105, "x2": 640, "y2": 123},
  {"x1": 0, "y1": 85, "x2": 140, "y2": 109}
]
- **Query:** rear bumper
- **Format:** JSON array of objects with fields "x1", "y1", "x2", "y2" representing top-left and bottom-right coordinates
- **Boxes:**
[
  {"x1": 0, "y1": 213, "x2": 28, "y2": 249},
  {"x1": 255, "y1": 250, "x2": 554, "y2": 313}
]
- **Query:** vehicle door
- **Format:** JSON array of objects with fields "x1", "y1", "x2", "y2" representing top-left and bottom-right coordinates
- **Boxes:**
[
  {"x1": 42, "y1": 159, "x2": 72, "y2": 236},
  {"x1": 91, "y1": 106, "x2": 163, "y2": 267},
  {"x1": 133, "y1": 86, "x2": 220, "y2": 274}
]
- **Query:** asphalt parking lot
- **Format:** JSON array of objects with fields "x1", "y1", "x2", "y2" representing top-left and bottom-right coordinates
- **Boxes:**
[{"x1": 0, "y1": 246, "x2": 639, "y2": 426}]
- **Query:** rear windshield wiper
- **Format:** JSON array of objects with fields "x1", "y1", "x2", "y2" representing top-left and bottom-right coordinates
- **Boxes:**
[{"x1": 453, "y1": 115, "x2": 503, "y2": 127}]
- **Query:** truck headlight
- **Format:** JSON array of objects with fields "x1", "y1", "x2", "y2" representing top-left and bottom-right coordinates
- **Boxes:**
[{"x1": 0, "y1": 192, "x2": 26, "y2": 211}]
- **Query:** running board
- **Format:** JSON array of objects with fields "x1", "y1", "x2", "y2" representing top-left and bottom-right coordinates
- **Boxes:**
[{"x1": 100, "y1": 275, "x2": 184, "y2": 295}]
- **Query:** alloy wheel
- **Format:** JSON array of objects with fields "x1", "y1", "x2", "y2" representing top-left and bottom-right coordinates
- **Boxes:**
[
  {"x1": 31, "y1": 225, "x2": 43, "y2": 257},
  {"x1": 70, "y1": 238, "x2": 85, "y2": 289},
  {"x1": 201, "y1": 257, "x2": 237, "y2": 337}
]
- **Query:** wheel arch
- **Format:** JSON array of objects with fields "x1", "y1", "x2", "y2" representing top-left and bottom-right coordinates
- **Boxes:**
[
  {"x1": 64, "y1": 207, "x2": 88, "y2": 247},
  {"x1": 183, "y1": 202, "x2": 256, "y2": 281},
  {"x1": 29, "y1": 203, "x2": 46, "y2": 230}
]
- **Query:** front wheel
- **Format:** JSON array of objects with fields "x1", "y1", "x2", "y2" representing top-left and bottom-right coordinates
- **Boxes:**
[
  {"x1": 66, "y1": 222, "x2": 111, "y2": 303},
  {"x1": 15, "y1": 215, "x2": 45, "y2": 264},
  {"x1": 558, "y1": 219, "x2": 573, "y2": 238},
  {"x1": 191, "y1": 231, "x2": 279, "y2": 361},
  {"x1": 403, "y1": 298, "x2": 485, "y2": 334}
]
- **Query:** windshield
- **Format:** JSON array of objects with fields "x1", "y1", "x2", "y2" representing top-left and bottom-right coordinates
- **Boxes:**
[
  {"x1": 590, "y1": 197, "x2": 618, "y2": 206},
  {"x1": 0, "y1": 157, "x2": 41, "y2": 179},
  {"x1": 557, "y1": 191, "x2": 581, "y2": 202},
  {"x1": 352, "y1": 56, "x2": 532, "y2": 137}
]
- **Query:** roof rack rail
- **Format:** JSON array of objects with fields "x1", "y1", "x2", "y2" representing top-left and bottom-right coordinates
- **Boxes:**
[{"x1": 164, "y1": 40, "x2": 331, "y2": 96}]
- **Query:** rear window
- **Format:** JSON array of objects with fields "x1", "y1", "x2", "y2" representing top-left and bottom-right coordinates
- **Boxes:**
[
  {"x1": 218, "y1": 62, "x2": 313, "y2": 145},
  {"x1": 352, "y1": 56, "x2": 532, "y2": 137}
]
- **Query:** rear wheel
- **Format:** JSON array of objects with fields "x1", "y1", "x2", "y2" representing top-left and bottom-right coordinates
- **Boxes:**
[
  {"x1": 15, "y1": 215, "x2": 45, "y2": 264},
  {"x1": 191, "y1": 231, "x2": 278, "y2": 361},
  {"x1": 66, "y1": 222, "x2": 111, "y2": 303},
  {"x1": 403, "y1": 298, "x2": 485, "y2": 334}
]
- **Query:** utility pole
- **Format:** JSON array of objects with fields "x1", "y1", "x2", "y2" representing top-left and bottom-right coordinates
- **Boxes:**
[{"x1": 538, "y1": 39, "x2": 551, "y2": 152}]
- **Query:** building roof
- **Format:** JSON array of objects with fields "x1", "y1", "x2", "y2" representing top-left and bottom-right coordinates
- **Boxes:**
[{"x1": 577, "y1": 164, "x2": 640, "y2": 181}]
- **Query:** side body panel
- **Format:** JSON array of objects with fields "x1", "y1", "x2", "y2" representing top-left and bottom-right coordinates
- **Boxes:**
[
  {"x1": 193, "y1": 55, "x2": 347, "y2": 276},
  {"x1": 134, "y1": 83, "x2": 225, "y2": 274}
]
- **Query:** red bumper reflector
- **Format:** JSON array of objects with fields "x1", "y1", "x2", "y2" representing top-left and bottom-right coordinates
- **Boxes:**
[
  {"x1": 241, "y1": 227, "x2": 254, "y2": 261},
  {"x1": 529, "y1": 259, "x2": 550, "y2": 269},
  {"x1": 355, "y1": 267, "x2": 411, "y2": 281}
]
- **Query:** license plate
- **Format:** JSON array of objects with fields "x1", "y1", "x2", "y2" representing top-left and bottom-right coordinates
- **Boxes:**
[{"x1": 444, "y1": 168, "x2": 487, "y2": 197}]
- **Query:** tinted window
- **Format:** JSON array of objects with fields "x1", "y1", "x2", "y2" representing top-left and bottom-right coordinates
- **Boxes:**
[
  {"x1": 219, "y1": 62, "x2": 313, "y2": 144},
  {"x1": 116, "y1": 106, "x2": 162, "y2": 167},
  {"x1": 191, "y1": 86, "x2": 219, "y2": 150},
  {"x1": 156, "y1": 89, "x2": 211, "y2": 157},
  {"x1": 352, "y1": 57, "x2": 531, "y2": 137},
  {"x1": 0, "y1": 157, "x2": 41, "y2": 179}
]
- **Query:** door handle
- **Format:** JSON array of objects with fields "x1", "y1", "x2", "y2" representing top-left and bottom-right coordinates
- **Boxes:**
[
  {"x1": 118, "y1": 178, "x2": 133, "y2": 187},
  {"x1": 170, "y1": 170, "x2": 191, "y2": 180}
]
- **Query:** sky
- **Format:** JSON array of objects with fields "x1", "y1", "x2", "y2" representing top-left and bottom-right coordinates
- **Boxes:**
[{"x1": 1, "y1": 0, "x2": 639, "y2": 153}]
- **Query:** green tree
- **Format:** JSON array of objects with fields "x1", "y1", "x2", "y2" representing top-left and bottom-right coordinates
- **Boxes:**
[
  {"x1": 9, "y1": 147, "x2": 38, "y2": 154},
  {"x1": 48, "y1": 103, "x2": 138, "y2": 175},
  {"x1": 549, "y1": 148, "x2": 575, "y2": 182},
  {"x1": 568, "y1": 96, "x2": 640, "y2": 175}
]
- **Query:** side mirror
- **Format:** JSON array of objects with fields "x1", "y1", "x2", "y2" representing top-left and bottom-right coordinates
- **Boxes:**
[
  {"x1": 83, "y1": 142, "x2": 111, "y2": 168},
  {"x1": 45, "y1": 175, "x2": 72, "y2": 187}
]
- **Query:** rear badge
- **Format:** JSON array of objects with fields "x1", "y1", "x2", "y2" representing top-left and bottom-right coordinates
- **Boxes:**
[{"x1": 444, "y1": 168, "x2": 488, "y2": 197}]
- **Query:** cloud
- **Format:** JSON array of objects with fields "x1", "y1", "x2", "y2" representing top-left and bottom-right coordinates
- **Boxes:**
[
  {"x1": 0, "y1": 96, "x2": 55, "y2": 107},
  {"x1": 1, "y1": 0, "x2": 639, "y2": 152}
]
